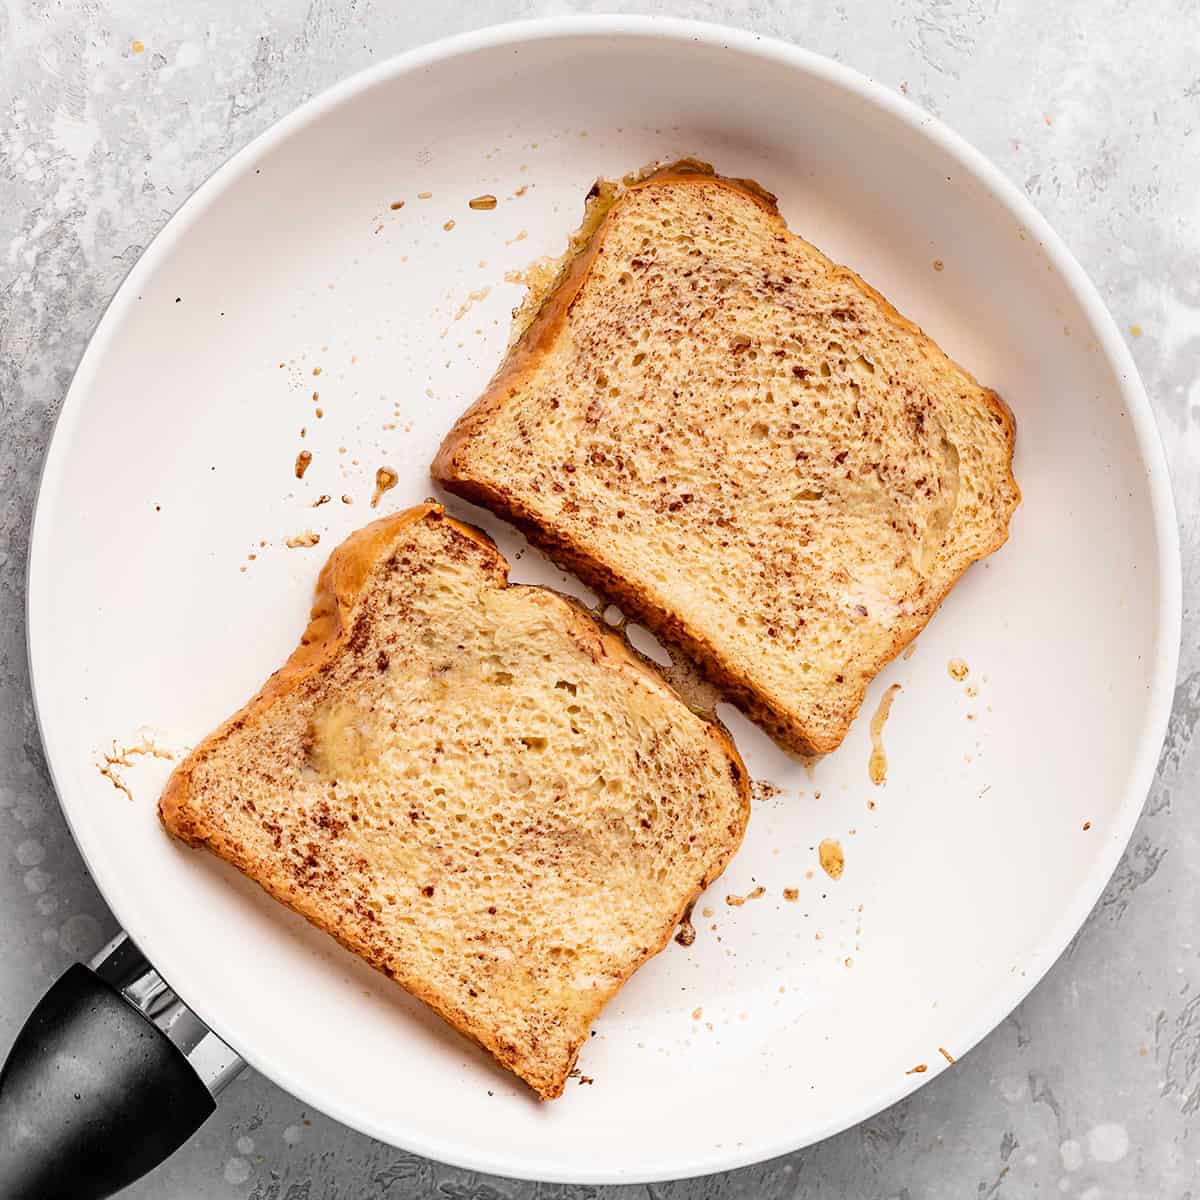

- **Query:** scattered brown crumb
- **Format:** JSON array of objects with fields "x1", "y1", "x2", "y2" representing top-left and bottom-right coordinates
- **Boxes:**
[
  {"x1": 1082, "y1": 821, "x2": 1091, "y2": 831},
  {"x1": 285, "y1": 530, "x2": 320, "y2": 548},
  {"x1": 751, "y1": 780, "x2": 784, "y2": 802},
  {"x1": 691, "y1": 1007, "x2": 702, "y2": 1020},
  {"x1": 948, "y1": 658, "x2": 969, "y2": 681},
  {"x1": 312, "y1": 366, "x2": 321, "y2": 376},
  {"x1": 341, "y1": 494, "x2": 353, "y2": 505},
  {"x1": 578, "y1": 1075, "x2": 593, "y2": 1086},
  {"x1": 933, "y1": 259, "x2": 944, "y2": 272},
  {"x1": 514, "y1": 184, "x2": 529, "y2": 197},
  {"x1": 443, "y1": 219, "x2": 456, "y2": 231},
  {"x1": 906, "y1": 1063, "x2": 928, "y2": 1075},
  {"x1": 417, "y1": 191, "x2": 432, "y2": 199},
  {"x1": 1130, "y1": 323, "x2": 1144, "y2": 337},
  {"x1": 313, "y1": 494, "x2": 331, "y2": 507},
  {"x1": 939, "y1": 1047, "x2": 956, "y2": 1064},
  {"x1": 844, "y1": 956, "x2": 853, "y2": 967},
  {"x1": 294, "y1": 450, "x2": 312, "y2": 479},
  {"x1": 315, "y1": 408, "x2": 324, "y2": 418},
  {"x1": 674, "y1": 901, "x2": 696, "y2": 947},
  {"x1": 701, "y1": 906, "x2": 714, "y2": 919},
  {"x1": 371, "y1": 466, "x2": 399, "y2": 508},
  {"x1": 312, "y1": 390, "x2": 319, "y2": 401},
  {"x1": 783, "y1": 887, "x2": 799, "y2": 901},
  {"x1": 389, "y1": 200, "x2": 404, "y2": 210},
  {"x1": 506, "y1": 229, "x2": 528, "y2": 245},
  {"x1": 469, "y1": 194, "x2": 498, "y2": 210},
  {"x1": 819, "y1": 839, "x2": 844, "y2": 880},
  {"x1": 746, "y1": 885, "x2": 765, "y2": 901}
]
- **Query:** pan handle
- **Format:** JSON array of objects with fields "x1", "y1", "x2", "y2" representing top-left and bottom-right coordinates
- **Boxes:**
[{"x1": 0, "y1": 932, "x2": 242, "y2": 1200}]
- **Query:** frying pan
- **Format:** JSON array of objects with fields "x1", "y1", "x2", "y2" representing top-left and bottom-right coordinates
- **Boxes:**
[{"x1": 4, "y1": 16, "x2": 1180, "y2": 1196}]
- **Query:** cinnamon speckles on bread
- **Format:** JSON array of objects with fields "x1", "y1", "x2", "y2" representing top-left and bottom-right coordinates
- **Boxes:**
[
  {"x1": 433, "y1": 160, "x2": 1019, "y2": 755},
  {"x1": 159, "y1": 504, "x2": 748, "y2": 1099}
]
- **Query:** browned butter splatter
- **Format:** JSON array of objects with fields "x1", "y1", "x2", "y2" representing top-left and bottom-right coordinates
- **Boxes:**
[
  {"x1": 294, "y1": 450, "x2": 312, "y2": 479},
  {"x1": 674, "y1": 900, "x2": 697, "y2": 947},
  {"x1": 869, "y1": 683, "x2": 903, "y2": 785},
  {"x1": 947, "y1": 658, "x2": 969, "y2": 681},
  {"x1": 818, "y1": 838, "x2": 844, "y2": 880},
  {"x1": 371, "y1": 467, "x2": 398, "y2": 508},
  {"x1": 453, "y1": 286, "x2": 491, "y2": 322},
  {"x1": 469, "y1": 194, "x2": 498, "y2": 210},
  {"x1": 98, "y1": 737, "x2": 175, "y2": 801}
]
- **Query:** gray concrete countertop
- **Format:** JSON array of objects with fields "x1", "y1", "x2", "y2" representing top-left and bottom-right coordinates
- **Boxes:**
[{"x1": 1, "y1": 1, "x2": 1197, "y2": 1196}]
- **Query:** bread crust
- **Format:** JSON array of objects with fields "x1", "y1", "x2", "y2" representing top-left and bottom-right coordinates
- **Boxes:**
[
  {"x1": 159, "y1": 504, "x2": 749, "y2": 1098},
  {"x1": 432, "y1": 162, "x2": 1019, "y2": 756}
]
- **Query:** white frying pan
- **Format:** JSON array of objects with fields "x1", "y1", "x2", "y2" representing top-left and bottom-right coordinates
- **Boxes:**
[{"x1": 8, "y1": 16, "x2": 1180, "y2": 1195}]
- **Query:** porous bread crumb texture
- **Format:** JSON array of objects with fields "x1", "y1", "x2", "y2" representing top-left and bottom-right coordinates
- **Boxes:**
[
  {"x1": 159, "y1": 505, "x2": 749, "y2": 1099},
  {"x1": 434, "y1": 162, "x2": 1020, "y2": 755}
]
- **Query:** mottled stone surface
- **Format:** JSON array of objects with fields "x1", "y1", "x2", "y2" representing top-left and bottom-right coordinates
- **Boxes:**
[{"x1": 1, "y1": 1, "x2": 1197, "y2": 1196}]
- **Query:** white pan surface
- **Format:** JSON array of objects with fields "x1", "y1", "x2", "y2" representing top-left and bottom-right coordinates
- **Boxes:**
[{"x1": 26, "y1": 18, "x2": 1179, "y2": 1185}]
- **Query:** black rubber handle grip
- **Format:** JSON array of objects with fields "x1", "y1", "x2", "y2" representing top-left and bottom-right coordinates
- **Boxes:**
[{"x1": 0, "y1": 963, "x2": 215, "y2": 1199}]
